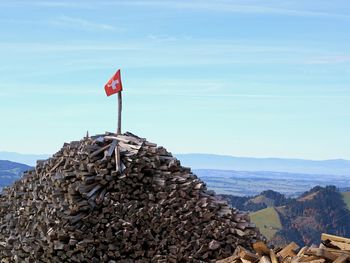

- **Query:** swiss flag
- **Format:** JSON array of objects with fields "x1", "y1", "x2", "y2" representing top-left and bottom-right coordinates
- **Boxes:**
[{"x1": 104, "y1": 69, "x2": 123, "y2": 96}]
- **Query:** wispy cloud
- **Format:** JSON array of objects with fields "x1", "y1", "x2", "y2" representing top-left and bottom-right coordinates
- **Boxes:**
[
  {"x1": 0, "y1": 42, "x2": 139, "y2": 52},
  {"x1": 125, "y1": 78, "x2": 350, "y2": 99},
  {"x1": 0, "y1": 38, "x2": 316, "y2": 55},
  {"x1": 4, "y1": 1, "x2": 349, "y2": 19},
  {"x1": 0, "y1": 84, "x2": 100, "y2": 97},
  {"x1": 101, "y1": 1, "x2": 350, "y2": 20},
  {"x1": 1, "y1": 41, "x2": 349, "y2": 74},
  {"x1": 147, "y1": 34, "x2": 178, "y2": 42},
  {"x1": 305, "y1": 55, "x2": 350, "y2": 64},
  {"x1": 1, "y1": 80, "x2": 349, "y2": 99},
  {"x1": 128, "y1": 89, "x2": 350, "y2": 99},
  {"x1": 31, "y1": 1, "x2": 82, "y2": 8},
  {"x1": 50, "y1": 15, "x2": 116, "y2": 31},
  {"x1": 0, "y1": 1, "x2": 94, "y2": 9}
]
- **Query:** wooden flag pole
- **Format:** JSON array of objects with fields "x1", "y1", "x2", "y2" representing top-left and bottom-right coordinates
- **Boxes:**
[
  {"x1": 117, "y1": 91, "x2": 122, "y2": 135},
  {"x1": 115, "y1": 91, "x2": 122, "y2": 173}
]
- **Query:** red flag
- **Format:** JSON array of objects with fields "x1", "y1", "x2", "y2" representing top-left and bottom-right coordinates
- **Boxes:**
[{"x1": 104, "y1": 69, "x2": 123, "y2": 96}]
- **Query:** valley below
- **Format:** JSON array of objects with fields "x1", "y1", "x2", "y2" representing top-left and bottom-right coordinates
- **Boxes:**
[{"x1": 195, "y1": 169, "x2": 350, "y2": 196}]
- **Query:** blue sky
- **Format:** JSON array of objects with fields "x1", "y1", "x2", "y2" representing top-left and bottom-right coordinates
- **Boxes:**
[{"x1": 0, "y1": 0, "x2": 349, "y2": 159}]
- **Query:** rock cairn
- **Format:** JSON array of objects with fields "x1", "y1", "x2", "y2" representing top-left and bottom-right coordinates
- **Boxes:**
[{"x1": 0, "y1": 132, "x2": 261, "y2": 262}]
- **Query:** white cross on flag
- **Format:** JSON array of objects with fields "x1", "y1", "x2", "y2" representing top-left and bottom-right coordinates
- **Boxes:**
[{"x1": 104, "y1": 69, "x2": 123, "y2": 96}]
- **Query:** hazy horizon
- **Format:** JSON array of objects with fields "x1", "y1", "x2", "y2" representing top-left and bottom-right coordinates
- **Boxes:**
[{"x1": 2, "y1": 150, "x2": 350, "y2": 162}]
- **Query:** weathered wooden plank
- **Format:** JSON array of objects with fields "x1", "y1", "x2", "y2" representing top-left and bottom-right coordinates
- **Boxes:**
[
  {"x1": 297, "y1": 247, "x2": 308, "y2": 257},
  {"x1": 304, "y1": 248, "x2": 337, "y2": 261},
  {"x1": 239, "y1": 249, "x2": 260, "y2": 262},
  {"x1": 321, "y1": 233, "x2": 350, "y2": 245},
  {"x1": 89, "y1": 144, "x2": 111, "y2": 158},
  {"x1": 259, "y1": 255, "x2": 272, "y2": 263},
  {"x1": 269, "y1": 249, "x2": 279, "y2": 263},
  {"x1": 333, "y1": 254, "x2": 349, "y2": 263},
  {"x1": 106, "y1": 139, "x2": 118, "y2": 157},
  {"x1": 277, "y1": 242, "x2": 300, "y2": 259},
  {"x1": 115, "y1": 143, "x2": 121, "y2": 173},
  {"x1": 216, "y1": 254, "x2": 239, "y2": 263}
]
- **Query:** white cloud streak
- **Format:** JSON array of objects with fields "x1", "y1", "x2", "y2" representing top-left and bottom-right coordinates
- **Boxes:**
[
  {"x1": 11, "y1": 0, "x2": 349, "y2": 20},
  {"x1": 0, "y1": 43, "x2": 139, "y2": 52},
  {"x1": 0, "y1": 40, "x2": 349, "y2": 73},
  {"x1": 50, "y1": 15, "x2": 117, "y2": 31},
  {"x1": 305, "y1": 55, "x2": 350, "y2": 64},
  {"x1": 111, "y1": 0, "x2": 350, "y2": 19},
  {"x1": 1, "y1": 84, "x2": 349, "y2": 99}
]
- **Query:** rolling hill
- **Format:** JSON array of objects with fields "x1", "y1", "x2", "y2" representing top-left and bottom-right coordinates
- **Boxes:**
[
  {"x1": 0, "y1": 151, "x2": 50, "y2": 166},
  {"x1": 222, "y1": 186, "x2": 350, "y2": 246},
  {"x1": 250, "y1": 207, "x2": 282, "y2": 240}
]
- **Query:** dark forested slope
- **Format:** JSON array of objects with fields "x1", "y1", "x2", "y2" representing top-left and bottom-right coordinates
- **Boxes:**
[
  {"x1": 222, "y1": 186, "x2": 350, "y2": 246},
  {"x1": 0, "y1": 160, "x2": 32, "y2": 189}
]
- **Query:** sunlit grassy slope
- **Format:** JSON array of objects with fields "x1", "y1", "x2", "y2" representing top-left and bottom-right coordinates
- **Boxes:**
[
  {"x1": 250, "y1": 207, "x2": 282, "y2": 240},
  {"x1": 342, "y1": 192, "x2": 350, "y2": 210}
]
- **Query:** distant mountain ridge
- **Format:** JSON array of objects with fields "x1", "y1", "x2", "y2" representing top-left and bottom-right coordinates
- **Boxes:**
[
  {"x1": 176, "y1": 153, "x2": 350, "y2": 176},
  {"x1": 1, "y1": 151, "x2": 349, "y2": 175},
  {"x1": 0, "y1": 151, "x2": 50, "y2": 166}
]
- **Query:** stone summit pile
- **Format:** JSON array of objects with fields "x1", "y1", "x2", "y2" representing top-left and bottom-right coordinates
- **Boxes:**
[{"x1": 0, "y1": 132, "x2": 261, "y2": 262}]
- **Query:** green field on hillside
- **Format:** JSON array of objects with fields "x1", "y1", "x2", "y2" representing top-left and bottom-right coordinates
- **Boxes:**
[
  {"x1": 250, "y1": 207, "x2": 282, "y2": 240},
  {"x1": 342, "y1": 192, "x2": 350, "y2": 210}
]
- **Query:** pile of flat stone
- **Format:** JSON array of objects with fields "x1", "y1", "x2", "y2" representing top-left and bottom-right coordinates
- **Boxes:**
[{"x1": 0, "y1": 132, "x2": 261, "y2": 262}]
